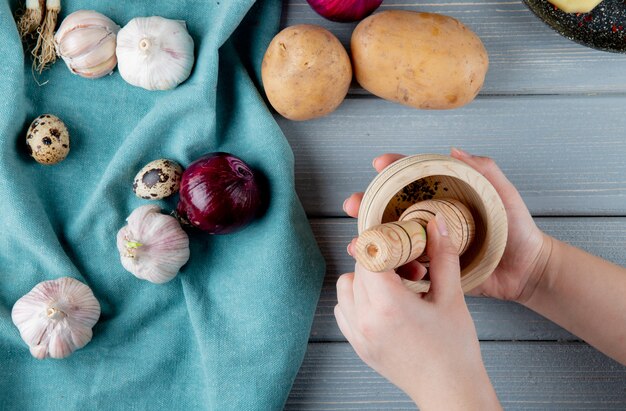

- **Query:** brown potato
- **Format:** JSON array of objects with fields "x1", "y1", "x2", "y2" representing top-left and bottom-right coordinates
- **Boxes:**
[
  {"x1": 262, "y1": 24, "x2": 352, "y2": 121},
  {"x1": 351, "y1": 11, "x2": 488, "y2": 110}
]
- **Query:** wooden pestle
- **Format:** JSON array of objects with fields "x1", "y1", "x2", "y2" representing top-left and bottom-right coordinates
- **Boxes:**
[{"x1": 355, "y1": 198, "x2": 476, "y2": 272}]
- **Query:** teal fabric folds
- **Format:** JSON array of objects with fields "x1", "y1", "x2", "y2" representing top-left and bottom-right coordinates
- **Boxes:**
[{"x1": 0, "y1": 1, "x2": 325, "y2": 409}]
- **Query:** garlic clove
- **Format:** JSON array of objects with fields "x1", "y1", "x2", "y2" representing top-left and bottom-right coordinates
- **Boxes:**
[
  {"x1": 15, "y1": 315, "x2": 47, "y2": 348},
  {"x1": 116, "y1": 205, "x2": 190, "y2": 284},
  {"x1": 29, "y1": 345, "x2": 48, "y2": 360},
  {"x1": 116, "y1": 16, "x2": 195, "y2": 90},
  {"x1": 68, "y1": 321, "x2": 94, "y2": 347},
  {"x1": 11, "y1": 277, "x2": 101, "y2": 360},
  {"x1": 68, "y1": 36, "x2": 117, "y2": 71},
  {"x1": 57, "y1": 27, "x2": 113, "y2": 58},
  {"x1": 55, "y1": 10, "x2": 119, "y2": 41},
  {"x1": 48, "y1": 331, "x2": 73, "y2": 359},
  {"x1": 54, "y1": 10, "x2": 120, "y2": 79},
  {"x1": 74, "y1": 54, "x2": 118, "y2": 79}
]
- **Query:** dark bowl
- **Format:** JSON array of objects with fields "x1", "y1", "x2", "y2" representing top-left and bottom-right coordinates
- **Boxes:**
[{"x1": 523, "y1": 0, "x2": 626, "y2": 52}]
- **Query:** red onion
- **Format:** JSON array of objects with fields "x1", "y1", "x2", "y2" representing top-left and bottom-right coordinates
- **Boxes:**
[
  {"x1": 176, "y1": 153, "x2": 262, "y2": 235},
  {"x1": 306, "y1": 0, "x2": 383, "y2": 22}
]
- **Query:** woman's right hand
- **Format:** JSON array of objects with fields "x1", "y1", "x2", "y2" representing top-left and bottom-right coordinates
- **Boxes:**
[{"x1": 344, "y1": 148, "x2": 553, "y2": 303}]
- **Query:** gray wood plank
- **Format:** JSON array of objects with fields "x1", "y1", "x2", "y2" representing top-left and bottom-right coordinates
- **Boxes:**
[
  {"x1": 286, "y1": 342, "x2": 626, "y2": 410},
  {"x1": 308, "y1": 217, "x2": 626, "y2": 342},
  {"x1": 282, "y1": 0, "x2": 626, "y2": 95},
  {"x1": 277, "y1": 95, "x2": 626, "y2": 217}
]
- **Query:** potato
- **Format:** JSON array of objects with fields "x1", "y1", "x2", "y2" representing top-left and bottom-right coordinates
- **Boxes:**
[
  {"x1": 262, "y1": 25, "x2": 352, "y2": 121},
  {"x1": 351, "y1": 11, "x2": 488, "y2": 110},
  {"x1": 547, "y1": 0, "x2": 602, "y2": 13}
]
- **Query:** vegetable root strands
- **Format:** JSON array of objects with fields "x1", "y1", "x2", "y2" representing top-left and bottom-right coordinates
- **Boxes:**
[
  {"x1": 31, "y1": 0, "x2": 61, "y2": 73},
  {"x1": 16, "y1": 0, "x2": 44, "y2": 38}
]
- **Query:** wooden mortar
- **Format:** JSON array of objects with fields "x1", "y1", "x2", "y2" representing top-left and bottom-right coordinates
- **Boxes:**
[{"x1": 356, "y1": 154, "x2": 508, "y2": 293}]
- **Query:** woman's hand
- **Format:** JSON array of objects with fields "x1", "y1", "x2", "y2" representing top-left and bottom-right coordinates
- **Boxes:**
[
  {"x1": 335, "y1": 217, "x2": 501, "y2": 410},
  {"x1": 344, "y1": 148, "x2": 551, "y2": 303}
]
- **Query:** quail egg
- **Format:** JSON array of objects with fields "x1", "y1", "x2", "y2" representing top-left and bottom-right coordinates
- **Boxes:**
[
  {"x1": 133, "y1": 159, "x2": 183, "y2": 200},
  {"x1": 26, "y1": 114, "x2": 70, "y2": 165}
]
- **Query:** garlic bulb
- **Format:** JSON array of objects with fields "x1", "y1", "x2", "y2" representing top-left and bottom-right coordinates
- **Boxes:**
[
  {"x1": 116, "y1": 205, "x2": 190, "y2": 283},
  {"x1": 54, "y1": 10, "x2": 120, "y2": 78},
  {"x1": 11, "y1": 277, "x2": 101, "y2": 360},
  {"x1": 116, "y1": 16, "x2": 195, "y2": 90}
]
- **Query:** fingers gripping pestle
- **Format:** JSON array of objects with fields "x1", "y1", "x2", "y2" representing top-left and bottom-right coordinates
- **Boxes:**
[
  {"x1": 355, "y1": 198, "x2": 475, "y2": 273},
  {"x1": 356, "y1": 154, "x2": 508, "y2": 293}
]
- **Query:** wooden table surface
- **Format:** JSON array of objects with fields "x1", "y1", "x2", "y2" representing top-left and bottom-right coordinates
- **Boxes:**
[{"x1": 277, "y1": 1, "x2": 626, "y2": 409}]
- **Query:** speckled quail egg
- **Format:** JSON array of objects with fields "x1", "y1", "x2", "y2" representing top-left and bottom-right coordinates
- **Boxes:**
[
  {"x1": 26, "y1": 114, "x2": 70, "y2": 165},
  {"x1": 133, "y1": 159, "x2": 183, "y2": 200}
]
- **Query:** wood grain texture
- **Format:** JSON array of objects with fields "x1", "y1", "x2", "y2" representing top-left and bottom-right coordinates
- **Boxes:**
[
  {"x1": 282, "y1": 0, "x2": 626, "y2": 95},
  {"x1": 356, "y1": 154, "x2": 507, "y2": 293},
  {"x1": 400, "y1": 199, "x2": 476, "y2": 257},
  {"x1": 281, "y1": 2, "x2": 626, "y2": 408},
  {"x1": 355, "y1": 219, "x2": 427, "y2": 273},
  {"x1": 308, "y1": 217, "x2": 626, "y2": 341},
  {"x1": 286, "y1": 342, "x2": 626, "y2": 410},
  {"x1": 276, "y1": 96, "x2": 626, "y2": 217}
]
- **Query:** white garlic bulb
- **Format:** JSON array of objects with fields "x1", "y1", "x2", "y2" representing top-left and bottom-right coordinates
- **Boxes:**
[
  {"x1": 116, "y1": 205, "x2": 190, "y2": 283},
  {"x1": 116, "y1": 16, "x2": 195, "y2": 90},
  {"x1": 11, "y1": 277, "x2": 101, "y2": 360},
  {"x1": 54, "y1": 10, "x2": 120, "y2": 79}
]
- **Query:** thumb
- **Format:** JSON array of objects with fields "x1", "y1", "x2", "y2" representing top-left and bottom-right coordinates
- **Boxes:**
[{"x1": 425, "y1": 214, "x2": 462, "y2": 301}]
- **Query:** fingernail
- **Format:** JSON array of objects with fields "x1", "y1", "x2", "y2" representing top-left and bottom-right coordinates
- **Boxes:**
[
  {"x1": 451, "y1": 147, "x2": 471, "y2": 158},
  {"x1": 417, "y1": 263, "x2": 428, "y2": 279},
  {"x1": 435, "y1": 214, "x2": 449, "y2": 236},
  {"x1": 372, "y1": 156, "x2": 379, "y2": 169},
  {"x1": 348, "y1": 238, "x2": 358, "y2": 256},
  {"x1": 342, "y1": 198, "x2": 348, "y2": 212},
  {"x1": 347, "y1": 241, "x2": 354, "y2": 256}
]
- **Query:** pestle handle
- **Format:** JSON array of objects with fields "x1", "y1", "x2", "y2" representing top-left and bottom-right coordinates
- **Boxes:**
[
  {"x1": 355, "y1": 220, "x2": 427, "y2": 273},
  {"x1": 355, "y1": 198, "x2": 475, "y2": 273}
]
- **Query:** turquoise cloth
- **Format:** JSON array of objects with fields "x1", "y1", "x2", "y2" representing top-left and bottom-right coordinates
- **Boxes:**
[{"x1": 0, "y1": 1, "x2": 325, "y2": 409}]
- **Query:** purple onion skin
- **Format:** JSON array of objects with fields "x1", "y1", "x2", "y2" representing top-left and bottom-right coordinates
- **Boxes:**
[
  {"x1": 176, "y1": 153, "x2": 261, "y2": 235},
  {"x1": 306, "y1": 0, "x2": 383, "y2": 22}
]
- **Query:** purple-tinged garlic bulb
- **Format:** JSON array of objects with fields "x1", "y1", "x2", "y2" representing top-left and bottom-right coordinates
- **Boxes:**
[
  {"x1": 54, "y1": 10, "x2": 120, "y2": 78},
  {"x1": 11, "y1": 277, "x2": 101, "y2": 360},
  {"x1": 116, "y1": 205, "x2": 190, "y2": 284}
]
